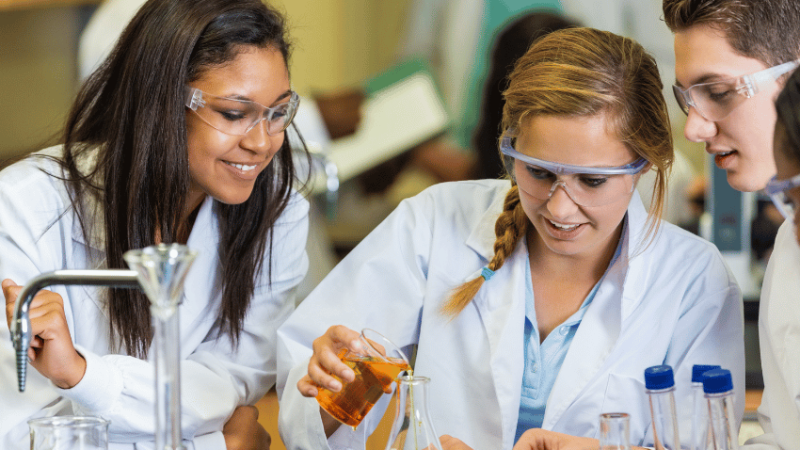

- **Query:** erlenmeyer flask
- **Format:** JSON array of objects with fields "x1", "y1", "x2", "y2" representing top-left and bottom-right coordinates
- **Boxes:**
[
  {"x1": 385, "y1": 376, "x2": 443, "y2": 450},
  {"x1": 123, "y1": 244, "x2": 197, "y2": 450},
  {"x1": 600, "y1": 412, "x2": 632, "y2": 450}
]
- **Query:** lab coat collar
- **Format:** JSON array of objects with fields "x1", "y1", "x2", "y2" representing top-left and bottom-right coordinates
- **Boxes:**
[
  {"x1": 466, "y1": 187, "x2": 654, "y2": 441},
  {"x1": 464, "y1": 184, "x2": 510, "y2": 262}
]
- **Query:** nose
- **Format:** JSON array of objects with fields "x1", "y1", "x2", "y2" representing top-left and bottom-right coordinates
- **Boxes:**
[
  {"x1": 546, "y1": 181, "x2": 580, "y2": 218},
  {"x1": 683, "y1": 107, "x2": 718, "y2": 143},
  {"x1": 240, "y1": 118, "x2": 279, "y2": 156}
]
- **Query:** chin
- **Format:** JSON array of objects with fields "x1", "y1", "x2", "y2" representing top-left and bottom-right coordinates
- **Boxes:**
[{"x1": 726, "y1": 172, "x2": 767, "y2": 193}]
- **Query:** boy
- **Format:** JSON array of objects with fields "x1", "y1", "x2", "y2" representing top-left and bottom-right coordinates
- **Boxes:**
[{"x1": 663, "y1": 1, "x2": 800, "y2": 448}]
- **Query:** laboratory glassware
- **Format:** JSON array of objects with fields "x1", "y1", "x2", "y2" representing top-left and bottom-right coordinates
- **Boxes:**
[
  {"x1": 600, "y1": 412, "x2": 633, "y2": 450},
  {"x1": 124, "y1": 243, "x2": 197, "y2": 450},
  {"x1": 316, "y1": 328, "x2": 410, "y2": 428},
  {"x1": 385, "y1": 375, "x2": 444, "y2": 450},
  {"x1": 691, "y1": 364, "x2": 720, "y2": 450},
  {"x1": 702, "y1": 369, "x2": 739, "y2": 450},
  {"x1": 29, "y1": 415, "x2": 109, "y2": 450},
  {"x1": 645, "y1": 365, "x2": 680, "y2": 450}
]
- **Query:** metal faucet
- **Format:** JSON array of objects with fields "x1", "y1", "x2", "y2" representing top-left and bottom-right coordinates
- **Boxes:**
[{"x1": 9, "y1": 269, "x2": 140, "y2": 392}]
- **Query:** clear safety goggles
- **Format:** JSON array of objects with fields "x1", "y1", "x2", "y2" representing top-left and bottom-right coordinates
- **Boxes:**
[
  {"x1": 500, "y1": 134, "x2": 648, "y2": 207},
  {"x1": 673, "y1": 59, "x2": 800, "y2": 121},
  {"x1": 185, "y1": 86, "x2": 300, "y2": 136},
  {"x1": 765, "y1": 174, "x2": 800, "y2": 221}
]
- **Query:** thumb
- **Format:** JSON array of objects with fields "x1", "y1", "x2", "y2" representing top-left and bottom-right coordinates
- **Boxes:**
[{"x1": 2, "y1": 279, "x2": 18, "y2": 289}]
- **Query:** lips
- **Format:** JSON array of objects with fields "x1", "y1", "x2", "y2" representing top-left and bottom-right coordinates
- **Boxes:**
[
  {"x1": 544, "y1": 218, "x2": 585, "y2": 239},
  {"x1": 708, "y1": 149, "x2": 737, "y2": 170}
]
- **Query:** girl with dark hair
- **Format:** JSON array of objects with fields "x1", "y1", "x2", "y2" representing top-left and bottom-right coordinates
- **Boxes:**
[
  {"x1": 0, "y1": 0, "x2": 308, "y2": 448},
  {"x1": 276, "y1": 28, "x2": 743, "y2": 450},
  {"x1": 751, "y1": 67, "x2": 800, "y2": 448}
]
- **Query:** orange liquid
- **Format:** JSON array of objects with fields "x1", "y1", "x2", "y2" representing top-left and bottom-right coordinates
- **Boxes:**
[{"x1": 317, "y1": 349, "x2": 411, "y2": 427}]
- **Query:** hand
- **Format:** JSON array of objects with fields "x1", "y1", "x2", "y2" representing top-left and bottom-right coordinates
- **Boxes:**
[
  {"x1": 222, "y1": 405, "x2": 270, "y2": 450},
  {"x1": 439, "y1": 435, "x2": 475, "y2": 449},
  {"x1": 3, "y1": 279, "x2": 86, "y2": 389},
  {"x1": 296, "y1": 325, "x2": 362, "y2": 397},
  {"x1": 513, "y1": 429, "x2": 598, "y2": 450}
]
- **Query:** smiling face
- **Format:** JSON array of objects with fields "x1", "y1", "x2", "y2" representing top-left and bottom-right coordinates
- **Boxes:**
[
  {"x1": 515, "y1": 114, "x2": 638, "y2": 262},
  {"x1": 185, "y1": 45, "x2": 291, "y2": 213},
  {"x1": 674, "y1": 24, "x2": 779, "y2": 192}
]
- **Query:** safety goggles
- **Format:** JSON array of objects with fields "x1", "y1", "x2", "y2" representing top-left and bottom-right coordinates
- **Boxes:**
[
  {"x1": 185, "y1": 86, "x2": 299, "y2": 136},
  {"x1": 673, "y1": 59, "x2": 800, "y2": 121},
  {"x1": 765, "y1": 174, "x2": 800, "y2": 221},
  {"x1": 500, "y1": 134, "x2": 648, "y2": 207}
]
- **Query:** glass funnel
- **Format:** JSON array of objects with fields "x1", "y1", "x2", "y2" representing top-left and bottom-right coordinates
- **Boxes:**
[
  {"x1": 385, "y1": 375, "x2": 443, "y2": 450},
  {"x1": 124, "y1": 244, "x2": 197, "y2": 450}
]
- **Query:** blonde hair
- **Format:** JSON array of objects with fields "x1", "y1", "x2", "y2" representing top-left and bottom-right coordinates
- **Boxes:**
[{"x1": 442, "y1": 27, "x2": 673, "y2": 317}]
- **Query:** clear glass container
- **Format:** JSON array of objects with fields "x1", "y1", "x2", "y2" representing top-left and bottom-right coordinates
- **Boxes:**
[
  {"x1": 385, "y1": 376, "x2": 444, "y2": 450},
  {"x1": 645, "y1": 365, "x2": 680, "y2": 450},
  {"x1": 124, "y1": 244, "x2": 197, "y2": 450},
  {"x1": 29, "y1": 415, "x2": 109, "y2": 450},
  {"x1": 600, "y1": 412, "x2": 632, "y2": 450}
]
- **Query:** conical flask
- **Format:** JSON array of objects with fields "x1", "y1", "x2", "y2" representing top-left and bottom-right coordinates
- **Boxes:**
[
  {"x1": 600, "y1": 412, "x2": 632, "y2": 450},
  {"x1": 385, "y1": 376, "x2": 444, "y2": 450},
  {"x1": 124, "y1": 244, "x2": 197, "y2": 450}
]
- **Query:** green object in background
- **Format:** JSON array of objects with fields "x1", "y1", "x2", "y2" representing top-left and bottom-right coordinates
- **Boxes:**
[{"x1": 456, "y1": 0, "x2": 563, "y2": 149}]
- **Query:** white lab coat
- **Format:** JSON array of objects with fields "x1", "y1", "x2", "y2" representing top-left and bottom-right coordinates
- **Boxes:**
[
  {"x1": 743, "y1": 220, "x2": 800, "y2": 450},
  {"x1": 277, "y1": 179, "x2": 744, "y2": 450},
  {"x1": 0, "y1": 147, "x2": 309, "y2": 450}
]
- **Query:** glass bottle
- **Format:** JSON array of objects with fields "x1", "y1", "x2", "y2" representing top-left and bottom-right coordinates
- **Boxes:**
[
  {"x1": 124, "y1": 244, "x2": 197, "y2": 450},
  {"x1": 385, "y1": 376, "x2": 444, "y2": 450},
  {"x1": 645, "y1": 365, "x2": 680, "y2": 450},
  {"x1": 703, "y1": 368, "x2": 738, "y2": 450},
  {"x1": 599, "y1": 412, "x2": 632, "y2": 450},
  {"x1": 691, "y1": 364, "x2": 720, "y2": 450}
]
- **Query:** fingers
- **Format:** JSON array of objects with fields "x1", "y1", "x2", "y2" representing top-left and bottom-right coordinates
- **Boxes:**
[
  {"x1": 439, "y1": 435, "x2": 474, "y2": 450},
  {"x1": 297, "y1": 375, "x2": 319, "y2": 397},
  {"x1": 4, "y1": 279, "x2": 19, "y2": 327},
  {"x1": 309, "y1": 326, "x2": 360, "y2": 388}
]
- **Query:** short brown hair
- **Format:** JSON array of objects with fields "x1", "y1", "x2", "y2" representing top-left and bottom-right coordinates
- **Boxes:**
[{"x1": 663, "y1": 0, "x2": 800, "y2": 67}]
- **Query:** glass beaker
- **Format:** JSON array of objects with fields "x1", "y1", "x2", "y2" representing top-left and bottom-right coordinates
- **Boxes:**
[
  {"x1": 599, "y1": 412, "x2": 632, "y2": 450},
  {"x1": 29, "y1": 415, "x2": 109, "y2": 450},
  {"x1": 316, "y1": 328, "x2": 410, "y2": 428},
  {"x1": 385, "y1": 375, "x2": 443, "y2": 450}
]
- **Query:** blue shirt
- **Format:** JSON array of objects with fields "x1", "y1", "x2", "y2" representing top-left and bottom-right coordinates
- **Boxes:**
[{"x1": 514, "y1": 221, "x2": 626, "y2": 442}]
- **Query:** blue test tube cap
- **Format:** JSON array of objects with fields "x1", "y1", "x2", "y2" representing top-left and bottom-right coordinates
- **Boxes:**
[
  {"x1": 692, "y1": 364, "x2": 721, "y2": 383},
  {"x1": 702, "y1": 368, "x2": 733, "y2": 394},
  {"x1": 645, "y1": 365, "x2": 674, "y2": 390}
]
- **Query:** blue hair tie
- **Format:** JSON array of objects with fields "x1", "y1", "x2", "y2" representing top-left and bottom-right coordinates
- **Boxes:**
[{"x1": 481, "y1": 267, "x2": 495, "y2": 281}]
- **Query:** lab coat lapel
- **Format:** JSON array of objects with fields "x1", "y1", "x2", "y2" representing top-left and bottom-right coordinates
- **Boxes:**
[
  {"x1": 542, "y1": 193, "x2": 649, "y2": 430},
  {"x1": 466, "y1": 191, "x2": 527, "y2": 449},
  {"x1": 179, "y1": 197, "x2": 220, "y2": 357}
]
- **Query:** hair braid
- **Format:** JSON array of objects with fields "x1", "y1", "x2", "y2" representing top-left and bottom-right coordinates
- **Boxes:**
[{"x1": 441, "y1": 186, "x2": 528, "y2": 317}]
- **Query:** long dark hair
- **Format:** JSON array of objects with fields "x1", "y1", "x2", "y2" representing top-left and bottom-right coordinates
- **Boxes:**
[
  {"x1": 59, "y1": 0, "x2": 298, "y2": 357},
  {"x1": 776, "y1": 67, "x2": 800, "y2": 162}
]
